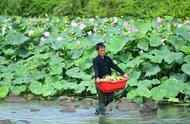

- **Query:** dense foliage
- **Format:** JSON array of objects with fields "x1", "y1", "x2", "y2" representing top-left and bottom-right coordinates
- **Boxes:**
[
  {"x1": 0, "y1": 16, "x2": 190, "y2": 103},
  {"x1": 0, "y1": 0, "x2": 190, "y2": 19}
]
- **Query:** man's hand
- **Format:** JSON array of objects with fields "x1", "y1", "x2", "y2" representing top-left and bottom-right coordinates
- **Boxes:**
[
  {"x1": 96, "y1": 77, "x2": 101, "y2": 83},
  {"x1": 123, "y1": 74, "x2": 129, "y2": 78}
]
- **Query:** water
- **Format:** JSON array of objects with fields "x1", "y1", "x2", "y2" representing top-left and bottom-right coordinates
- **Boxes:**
[{"x1": 0, "y1": 101, "x2": 190, "y2": 124}]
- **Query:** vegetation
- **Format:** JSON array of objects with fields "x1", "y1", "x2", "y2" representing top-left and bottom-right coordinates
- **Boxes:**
[
  {"x1": 0, "y1": 16, "x2": 190, "y2": 103},
  {"x1": 0, "y1": 0, "x2": 190, "y2": 19}
]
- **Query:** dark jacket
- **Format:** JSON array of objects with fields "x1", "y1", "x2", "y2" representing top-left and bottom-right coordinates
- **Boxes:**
[{"x1": 93, "y1": 55, "x2": 124, "y2": 79}]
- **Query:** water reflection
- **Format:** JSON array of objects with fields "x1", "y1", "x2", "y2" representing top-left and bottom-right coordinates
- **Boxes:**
[{"x1": 0, "y1": 102, "x2": 190, "y2": 124}]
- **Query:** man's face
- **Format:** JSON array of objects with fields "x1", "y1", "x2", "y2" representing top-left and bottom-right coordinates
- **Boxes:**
[{"x1": 97, "y1": 47, "x2": 105, "y2": 57}]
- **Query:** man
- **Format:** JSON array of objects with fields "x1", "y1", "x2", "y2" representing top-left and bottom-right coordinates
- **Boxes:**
[{"x1": 93, "y1": 42, "x2": 127, "y2": 115}]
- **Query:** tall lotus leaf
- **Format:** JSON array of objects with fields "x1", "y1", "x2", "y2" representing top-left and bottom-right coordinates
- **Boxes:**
[
  {"x1": 169, "y1": 35, "x2": 187, "y2": 48},
  {"x1": 30, "y1": 70, "x2": 45, "y2": 80},
  {"x1": 42, "y1": 84, "x2": 56, "y2": 97},
  {"x1": 164, "y1": 52, "x2": 184, "y2": 64},
  {"x1": 49, "y1": 57, "x2": 65, "y2": 75},
  {"x1": 87, "y1": 83, "x2": 97, "y2": 94},
  {"x1": 6, "y1": 30, "x2": 29, "y2": 45},
  {"x1": 15, "y1": 66, "x2": 28, "y2": 78},
  {"x1": 63, "y1": 81, "x2": 77, "y2": 90},
  {"x1": 143, "y1": 63, "x2": 160, "y2": 77},
  {"x1": 143, "y1": 53, "x2": 163, "y2": 63},
  {"x1": 127, "y1": 79, "x2": 138, "y2": 86},
  {"x1": 45, "y1": 75, "x2": 62, "y2": 84},
  {"x1": 151, "y1": 79, "x2": 160, "y2": 85},
  {"x1": 134, "y1": 21, "x2": 151, "y2": 34},
  {"x1": 174, "y1": 26, "x2": 190, "y2": 40},
  {"x1": 67, "y1": 41, "x2": 81, "y2": 50},
  {"x1": 149, "y1": 32, "x2": 161, "y2": 47},
  {"x1": 74, "y1": 80, "x2": 91, "y2": 94},
  {"x1": 10, "y1": 85, "x2": 26, "y2": 95},
  {"x1": 0, "y1": 56, "x2": 9, "y2": 65},
  {"x1": 0, "y1": 86, "x2": 9, "y2": 98},
  {"x1": 183, "y1": 83, "x2": 190, "y2": 95},
  {"x1": 163, "y1": 78, "x2": 183, "y2": 98},
  {"x1": 170, "y1": 73, "x2": 187, "y2": 83},
  {"x1": 66, "y1": 67, "x2": 80, "y2": 76},
  {"x1": 126, "y1": 58, "x2": 143, "y2": 68},
  {"x1": 52, "y1": 38, "x2": 70, "y2": 50},
  {"x1": 178, "y1": 46, "x2": 190, "y2": 55},
  {"x1": 184, "y1": 55, "x2": 190, "y2": 63},
  {"x1": 77, "y1": 58, "x2": 93, "y2": 71},
  {"x1": 137, "y1": 41, "x2": 149, "y2": 51},
  {"x1": 86, "y1": 34, "x2": 103, "y2": 47},
  {"x1": 181, "y1": 63, "x2": 190, "y2": 75},
  {"x1": 72, "y1": 49, "x2": 83, "y2": 59},
  {"x1": 151, "y1": 86, "x2": 166, "y2": 101},
  {"x1": 136, "y1": 86, "x2": 151, "y2": 98},
  {"x1": 119, "y1": 52, "x2": 132, "y2": 64},
  {"x1": 107, "y1": 36, "x2": 127, "y2": 54},
  {"x1": 29, "y1": 81, "x2": 43, "y2": 95},
  {"x1": 4, "y1": 49, "x2": 14, "y2": 55},
  {"x1": 50, "y1": 64, "x2": 65, "y2": 75},
  {"x1": 66, "y1": 67, "x2": 86, "y2": 79},
  {"x1": 129, "y1": 71, "x2": 141, "y2": 80},
  {"x1": 53, "y1": 80, "x2": 65, "y2": 91},
  {"x1": 127, "y1": 90, "x2": 137, "y2": 100},
  {"x1": 137, "y1": 79, "x2": 160, "y2": 88},
  {"x1": 137, "y1": 80, "x2": 152, "y2": 88}
]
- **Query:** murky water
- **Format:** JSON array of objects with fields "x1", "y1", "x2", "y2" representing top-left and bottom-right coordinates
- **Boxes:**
[{"x1": 0, "y1": 101, "x2": 190, "y2": 124}]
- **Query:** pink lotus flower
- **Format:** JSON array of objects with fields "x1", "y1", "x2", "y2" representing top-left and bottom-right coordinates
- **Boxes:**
[
  {"x1": 93, "y1": 27, "x2": 97, "y2": 32},
  {"x1": 123, "y1": 21, "x2": 128, "y2": 27},
  {"x1": 187, "y1": 27, "x2": 190, "y2": 32},
  {"x1": 156, "y1": 17, "x2": 163, "y2": 24},
  {"x1": 185, "y1": 20, "x2": 190, "y2": 24},
  {"x1": 29, "y1": 18, "x2": 34, "y2": 23},
  {"x1": 71, "y1": 21, "x2": 77, "y2": 27},
  {"x1": 89, "y1": 18, "x2": 95, "y2": 23},
  {"x1": 160, "y1": 38, "x2": 166, "y2": 45},
  {"x1": 56, "y1": 36, "x2": 63, "y2": 41},
  {"x1": 174, "y1": 23, "x2": 183, "y2": 28},
  {"x1": 43, "y1": 32, "x2": 50, "y2": 37},
  {"x1": 15, "y1": 19, "x2": 20, "y2": 24},
  {"x1": 79, "y1": 23, "x2": 86, "y2": 30},
  {"x1": 87, "y1": 31, "x2": 92, "y2": 35},
  {"x1": 45, "y1": 18, "x2": 49, "y2": 23},
  {"x1": 76, "y1": 40, "x2": 80, "y2": 45},
  {"x1": 140, "y1": 50, "x2": 144, "y2": 54},
  {"x1": 129, "y1": 27, "x2": 138, "y2": 33},
  {"x1": 28, "y1": 30, "x2": 34, "y2": 37}
]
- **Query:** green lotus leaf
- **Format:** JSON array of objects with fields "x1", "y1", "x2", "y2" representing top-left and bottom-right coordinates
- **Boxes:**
[
  {"x1": 0, "y1": 86, "x2": 9, "y2": 98},
  {"x1": 181, "y1": 63, "x2": 190, "y2": 75},
  {"x1": 143, "y1": 63, "x2": 161, "y2": 77},
  {"x1": 29, "y1": 81, "x2": 43, "y2": 95},
  {"x1": 149, "y1": 32, "x2": 161, "y2": 47},
  {"x1": 6, "y1": 30, "x2": 29, "y2": 45}
]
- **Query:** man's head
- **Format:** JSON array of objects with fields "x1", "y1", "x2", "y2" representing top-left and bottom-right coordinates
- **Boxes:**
[{"x1": 96, "y1": 42, "x2": 105, "y2": 57}]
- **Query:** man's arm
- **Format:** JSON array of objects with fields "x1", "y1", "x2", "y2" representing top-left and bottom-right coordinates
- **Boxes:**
[
  {"x1": 108, "y1": 57, "x2": 125, "y2": 75},
  {"x1": 93, "y1": 59, "x2": 99, "y2": 80}
]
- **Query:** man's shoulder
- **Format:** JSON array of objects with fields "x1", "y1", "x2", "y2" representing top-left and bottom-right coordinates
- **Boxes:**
[
  {"x1": 93, "y1": 56, "x2": 99, "y2": 61},
  {"x1": 105, "y1": 55, "x2": 112, "y2": 60}
]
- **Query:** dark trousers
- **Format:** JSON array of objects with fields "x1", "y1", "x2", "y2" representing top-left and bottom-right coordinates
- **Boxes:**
[{"x1": 96, "y1": 86, "x2": 114, "y2": 114}]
